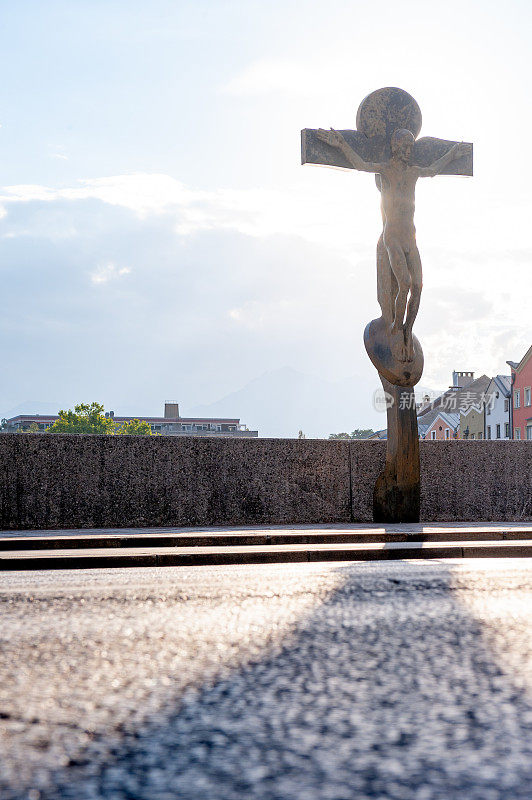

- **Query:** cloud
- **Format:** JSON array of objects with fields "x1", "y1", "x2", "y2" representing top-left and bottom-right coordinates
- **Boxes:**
[
  {"x1": 0, "y1": 172, "x2": 377, "y2": 259},
  {"x1": 0, "y1": 193, "x2": 376, "y2": 419},
  {"x1": 1, "y1": 176, "x2": 192, "y2": 216},
  {"x1": 0, "y1": 171, "x2": 529, "y2": 423},
  {"x1": 90, "y1": 262, "x2": 131, "y2": 284},
  {"x1": 48, "y1": 146, "x2": 69, "y2": 161},
  {"x1": 222, "y1": 58, "x2": 312, "y2": 97}
]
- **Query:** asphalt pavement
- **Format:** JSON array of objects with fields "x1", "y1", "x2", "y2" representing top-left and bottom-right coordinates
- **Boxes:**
[{"x1": 1, "y1": 559, "x2": 531, "y2": 799}]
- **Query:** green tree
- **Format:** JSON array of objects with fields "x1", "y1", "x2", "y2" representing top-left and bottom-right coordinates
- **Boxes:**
[
  {"x1": 48, "y1": 402, "x2": 115, "y2": 435},
  {"x1": 350, "y1": 429, "x2": 375, "y2": 439},
  {"x1": 116, "y1": 419, "x2": 153, "y2": 436},
  {"x1": 329, "y1": 429, "x2": 375, "y2": 440}
]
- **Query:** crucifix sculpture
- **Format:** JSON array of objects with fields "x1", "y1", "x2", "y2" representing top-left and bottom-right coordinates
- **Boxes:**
[{"x1": 302, "y1": 87, "x2": 473, "y2": 522}]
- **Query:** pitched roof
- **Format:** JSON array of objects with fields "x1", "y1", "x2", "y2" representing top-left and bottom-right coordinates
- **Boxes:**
[
  {"x1": 368, "y1": 428, "x2": 387, "y2": 440},
  {"x1": 420, "y1": 409, "x2": 459, "y2": 433},
  {"x1": 507, "y1": 344, "x2": 532, "y2": 373},
  {"x1": 486, "y1": 374, "x2": 511, "y2": 397},
  {"x1": 417, "y1": 374, "x2": 491, "y2": 418},
  {"x1": 439, "y1": 411, "x2": 459, "y2": 428},
  {"x1": 417, "y1": 406, "x2": 441, "y2": 429}
]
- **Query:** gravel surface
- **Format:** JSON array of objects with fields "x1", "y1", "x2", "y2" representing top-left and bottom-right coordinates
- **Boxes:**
[{"x1": 0, "y1": 560, "x2": 531, "y2": 799}]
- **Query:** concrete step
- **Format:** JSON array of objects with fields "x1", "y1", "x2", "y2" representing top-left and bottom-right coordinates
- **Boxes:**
[
  {"x1": 1, "y1": 524, "x2": 532, "y2": 551},
  {"x1": 1, "y1": 539, "x2": 531, "y2": 570}
]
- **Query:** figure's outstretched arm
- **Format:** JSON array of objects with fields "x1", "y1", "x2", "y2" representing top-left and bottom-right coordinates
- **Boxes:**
[
  {"x1": 417, "y1": 142, "x2": 469, "y2": 178},
  {"x1": 317, "y1": 128, "x2": 384, "y2": 173}
]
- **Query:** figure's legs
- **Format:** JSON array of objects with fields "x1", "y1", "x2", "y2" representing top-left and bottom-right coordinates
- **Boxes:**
[
  {"x1": 404, "y1": 246, "x2": 423, "y2": 360},
  {"x1": 376, "y1": 234, "x2": 396, "y2": 328},
  {"x1": 386, "y1": 244, "x2": 410, "y2": 332},
  {"x1": 385, "y1": 241, "x2": 410, "y2": 361}
]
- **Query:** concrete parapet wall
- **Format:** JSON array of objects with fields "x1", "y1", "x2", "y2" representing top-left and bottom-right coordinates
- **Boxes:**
[{"x1": 0, "y1": 434, "x2": 530, "y2": 529}]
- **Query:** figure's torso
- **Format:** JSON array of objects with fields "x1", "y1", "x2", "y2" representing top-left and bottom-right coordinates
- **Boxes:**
[{"x1": 379, "y1": 162, "x2": 418, "y2": 246}]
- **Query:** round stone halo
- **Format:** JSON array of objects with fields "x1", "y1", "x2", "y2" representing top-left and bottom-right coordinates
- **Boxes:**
[{"x1": 356, "y1": 87, "x2": 422, "y2": 141}]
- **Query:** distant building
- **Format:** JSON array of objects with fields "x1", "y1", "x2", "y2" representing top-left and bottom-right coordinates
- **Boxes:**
[
  {"x1": 2, "y1": 402, "x2": 258, "y2": 438},
  {"x1": 484, "y1": 375, "x2": 511, "y2": 440},
  {"x1": 419, "y1": 410, "x2": 459, "y2": 440},
  {"x1": 459, "y1": 402, "x2": 485, "y2": 440},
  {"x1": 451, "y1": 370, "x2": 475, "y2": 389},
  {"x1": 507, "y1": 346, "x2": 532, "y2": 440},
  {"x1": 372, "y1": 371, "x2": 486, "y2": 441},
  {"x1": 417, "y1": 370, "x2": 491, "y2": 440},
  {"x1": 367, "y1": 428, "x2": 387, "y2": 440}
]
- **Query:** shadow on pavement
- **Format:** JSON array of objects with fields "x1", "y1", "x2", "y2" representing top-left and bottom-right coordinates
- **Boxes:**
[{"x1": 7, "y1": 560, "x2": 532, "y2": 800}]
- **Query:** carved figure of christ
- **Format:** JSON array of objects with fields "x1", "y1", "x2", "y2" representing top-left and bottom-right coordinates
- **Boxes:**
[
  {"x1": 303, "y1": 87, "x2": 473, "y2": 522},
  {"x1": 316, "y1": 127, "x2": 469, "y2": 362}
]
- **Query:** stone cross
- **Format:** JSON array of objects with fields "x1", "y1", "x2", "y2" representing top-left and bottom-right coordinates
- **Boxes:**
[{"x1": 302, "y1": 87, "x2": 473, "y2": 522}]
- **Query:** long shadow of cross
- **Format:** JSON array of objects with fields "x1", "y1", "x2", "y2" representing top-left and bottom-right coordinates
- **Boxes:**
[{"x1": 25, "y1": 561, "x2": 532, "y2": 800}]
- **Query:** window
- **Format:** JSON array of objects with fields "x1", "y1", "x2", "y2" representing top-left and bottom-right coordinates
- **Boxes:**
[
  {"x1": 445, "y1": 428, "x2": 450, "y2": 439},
  {"x1": 478, "y1": 433, "x2": 482, "y2": 440},
  {"x1": 504, "y1": 398, "x2": 509, "y2": 412},
  {"x1": 527, "y1": 425, "x2": 532, "y2": 441},
  {"x1": 514, "y1": 390, "x2": 520, "y2": 409},
  {"x1": 505, "y1": 423, "x2": 510, "y2": 438},
  {"x1": 487, "y1": 425, "x2": 491, "y2": 440},
  {"x1": 496, "y1": 424, "x2": 501, "y2": 439},
  {"x1": 525, "y1": 387, "x2": 531, "y2": 406},
  {"x1": 515, "y1": 428, "x2": 521, "y2": 440},
  {"x1": 431, "y1": 430, "x2": 436, "y2": 440}
]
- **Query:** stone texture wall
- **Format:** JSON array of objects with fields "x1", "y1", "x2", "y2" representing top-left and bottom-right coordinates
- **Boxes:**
[
  {"x1": 0, "y1": 434, "x2": 530, "y2": 530},
  {"x1": 419, "y1": 440, "x2": 532, "y2": 521}
]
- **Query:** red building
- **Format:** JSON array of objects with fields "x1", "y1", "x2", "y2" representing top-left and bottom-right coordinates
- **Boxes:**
[
  {"x1": 420, "y1": 411, "x2": 459, "y2": 440},
  {"x1": 507, "y1": 346, "x2": 532, "y2": 440}
]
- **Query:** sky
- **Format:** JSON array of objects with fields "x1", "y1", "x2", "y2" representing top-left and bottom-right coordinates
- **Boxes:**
[{"x1": 1, "y1": 0, "x2": 531, "y2": 435}]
